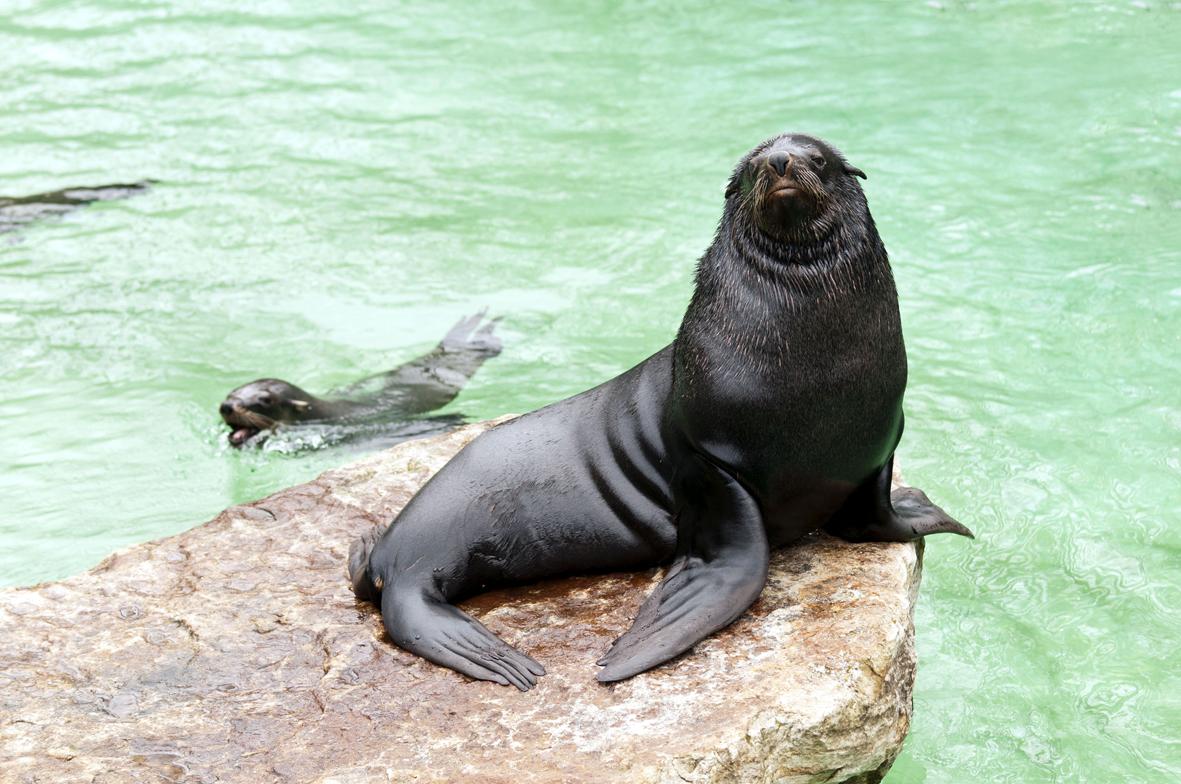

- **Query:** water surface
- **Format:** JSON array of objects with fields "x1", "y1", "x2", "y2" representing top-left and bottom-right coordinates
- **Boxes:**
[{"x1": 1, "y1": 2, "x2": 1179, "y2": 781}]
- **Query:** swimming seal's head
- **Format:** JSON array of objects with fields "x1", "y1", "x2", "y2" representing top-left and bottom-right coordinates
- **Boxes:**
[
  {"x1": 219, "y1": 378, "x2": 318, "y2": 447},
  {"x1": 725, "y1": 133, "x2": 868, "y2": 245}
]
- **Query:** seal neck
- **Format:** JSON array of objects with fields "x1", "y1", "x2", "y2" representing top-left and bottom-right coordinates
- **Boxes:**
[
  {"x1": 675, "y1": 205, "x2": 898, "y2": 380},
  {"x1": 735, "y1": 224, "x2": 847, "y2": 278},
  {"x1": 696, "y1": 206, "x2": 892, "y2": 305}
]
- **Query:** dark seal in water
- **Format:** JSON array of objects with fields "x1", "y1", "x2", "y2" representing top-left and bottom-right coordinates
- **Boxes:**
[
  {"x1": 220, "y1": 312, "x2": 500, "y2": 448},
  {"x1": 0, "y1": 182, "x2": 152, "y2": 233},
  {"x1": 349, "y1": 134, "x2": 973, "y2": 691}
]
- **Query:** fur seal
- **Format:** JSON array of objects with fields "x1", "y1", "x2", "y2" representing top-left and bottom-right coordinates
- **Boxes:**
[
  {"x1": 0, "y1": 181, "x2": 152, "y2": 233},
  {"x1": 349, "y1": 133, "x2": 973, "y2": 691},
  {"x1": 221, "y1": 312, "x2": 500, "y2": 447}
]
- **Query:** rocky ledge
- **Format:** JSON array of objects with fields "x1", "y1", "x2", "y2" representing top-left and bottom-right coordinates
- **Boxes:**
[{"x1": 0, "y1": 419, "x2": 923, "y2": 784}]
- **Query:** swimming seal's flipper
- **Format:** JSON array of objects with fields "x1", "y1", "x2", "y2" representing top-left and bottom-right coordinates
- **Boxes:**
[
  {"x1": 596, "y1": 454, "x2": 769, "y2": 683},
  {"x1": 379, "y1": 580, "x2": 546, "y2": 691},
  {"x1": 327, "y1": 311, "x2": 502, "y2": 415},
  {"x1": 439, "y1": 309, "x2": 502, "y2": 356},
  {"x1": 825, "y1": 454, "x2": 975, "y2": 542}
]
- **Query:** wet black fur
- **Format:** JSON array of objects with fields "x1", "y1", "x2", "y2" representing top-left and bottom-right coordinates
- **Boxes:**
[
  {"x1": 349, "y1": 133, "x2": 971, "y2": 691},
  {"x1": 0, "y1": 182, "x2": 152, "y2": 233}
]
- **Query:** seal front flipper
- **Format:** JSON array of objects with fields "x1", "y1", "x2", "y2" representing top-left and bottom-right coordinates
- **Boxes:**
[
  {"x1": 825, "y1": 454, "x2": 975, "y2": 542},
  {"x1": 596, "y1": 454, "x2": 769, "y2": 683},
  {"x1": 379, "y1": 579, "x2": 546, "y2": 691}
]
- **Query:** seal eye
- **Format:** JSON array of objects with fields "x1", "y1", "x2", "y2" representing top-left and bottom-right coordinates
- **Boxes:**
[
  {"x1": 258, "y1": 393, "x2": 275, "y2": 407},
  {"x1": 811, "y1": 154, "x2": 826, "y2": 169}
]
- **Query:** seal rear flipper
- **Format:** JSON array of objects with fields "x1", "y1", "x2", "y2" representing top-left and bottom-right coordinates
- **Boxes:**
[
  {"x1": 439, "y1": 309, "x2": 502, "y2": 356},
  {"x1": 825, "y1": 454, "x2": 975, "y2": 543},
  {"x1": 380, "y1": 581, "x2": 546, "y2": 691},
  {"x1": 596, "y1": 454, "x2": 769, "y2": 683},
  {"x1": 334, "y1": 312, "x2": 502, "y2": 414}
]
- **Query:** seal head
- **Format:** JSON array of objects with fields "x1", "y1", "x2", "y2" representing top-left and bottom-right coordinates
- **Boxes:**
[
  {"x1": 219, "y1": 379, "x2": 318, "y2": 446},
  {"x1": 725, "y1": 133, "x2": 867, "y2": 247}
]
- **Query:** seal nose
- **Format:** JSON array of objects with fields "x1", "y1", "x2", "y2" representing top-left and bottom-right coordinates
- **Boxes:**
[
  {"x1": 766, "y1": 151, "x2": 791, "y2": 177},
  {"x1": 219, "y1": 401, "x2": 234, "y2": 418}
]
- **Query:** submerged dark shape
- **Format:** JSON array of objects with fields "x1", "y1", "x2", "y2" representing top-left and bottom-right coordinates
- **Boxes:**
[
  {"x1": 0, "y1": 181, "x2": 153, "y2": 233},
  {"x1": 349, "y1": 133, "x2": 973, "y2": 691},
  {"x1": 220, "y1": 312, "x2": 501, "y2": 449}
]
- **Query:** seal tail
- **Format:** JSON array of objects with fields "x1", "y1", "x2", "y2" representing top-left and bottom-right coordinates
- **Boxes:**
[{"x1": 348, "y1": 526, "x2": 386, "y2": 603}]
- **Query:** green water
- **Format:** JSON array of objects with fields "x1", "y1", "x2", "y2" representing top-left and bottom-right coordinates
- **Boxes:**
[{"x1": 2, "y1": 1, "x2": 1179, "y2": 780}]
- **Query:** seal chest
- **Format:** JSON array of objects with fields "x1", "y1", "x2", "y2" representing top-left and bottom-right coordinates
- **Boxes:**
[{"x1": 349, "y1": 133, "x2": 973, "y2": 690}]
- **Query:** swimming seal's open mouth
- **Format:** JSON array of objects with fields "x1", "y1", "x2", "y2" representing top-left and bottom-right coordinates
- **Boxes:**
[
  {"x1": 220, "y1": 406, "x2": 276, "y2": 448},
  {"x1": 229, "y1": 426, "x2": 260, "y2": 446}
]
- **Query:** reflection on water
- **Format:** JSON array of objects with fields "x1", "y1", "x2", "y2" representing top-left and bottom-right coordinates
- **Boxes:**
[
  {"x1": 237, "y1": 414, "x2": 468, "y2": 455},
  {"x1": 1, "y1": 2, "x2": 1178, "y2": 782}
]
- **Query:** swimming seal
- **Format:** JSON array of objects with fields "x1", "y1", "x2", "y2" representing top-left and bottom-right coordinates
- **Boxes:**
[
  {"x1": 349, "y1": 133, "x2": 973, "y2": 691},
  {"x1": 220, "y1": 312, "x2": 500, "y2": 447},
  {"x1": 0, "y1": 181, "x2": 152, "y2": 233}
]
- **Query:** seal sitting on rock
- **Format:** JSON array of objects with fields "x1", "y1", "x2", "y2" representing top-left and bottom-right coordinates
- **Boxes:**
[
  {"x1": 0, "y1": 181, "x2": 152, "y2": 233},
  {"x1": 221, "y1": 312, "x2": 500, "y2": 448},
  {"x1": 349, "y1": 133, "x2": 973, "y2": 691}
]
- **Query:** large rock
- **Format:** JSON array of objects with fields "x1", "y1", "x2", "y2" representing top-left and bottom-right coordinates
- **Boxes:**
[{"x1": 0, "y1": 419, "x2": 923, "y2": 784}]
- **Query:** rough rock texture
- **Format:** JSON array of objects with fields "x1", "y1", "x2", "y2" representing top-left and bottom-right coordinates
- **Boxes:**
[{"x1": 0, "y1": 419, "x2": 923, "y2": 784}]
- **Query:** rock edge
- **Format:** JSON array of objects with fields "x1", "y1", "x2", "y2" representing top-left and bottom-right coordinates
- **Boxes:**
[{"x1": 0, "y1": 419, "x2": 921, "y2": 784}]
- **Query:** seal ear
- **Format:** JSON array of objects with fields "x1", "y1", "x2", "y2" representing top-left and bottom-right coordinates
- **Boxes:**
[
  {"x1": 844, "y1": 163, "x2": 867, "y2": 180},
  {"x1": 289, "y1": 399, "x2": 311, "y2": 411},
  {"x1": 724, "y1": 178, "x2": 739, "y2": 199}
]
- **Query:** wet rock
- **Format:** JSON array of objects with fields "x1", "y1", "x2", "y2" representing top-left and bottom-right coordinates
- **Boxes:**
[{"x1": 0, "y1": 418, "x2": 923, "y2": 783}]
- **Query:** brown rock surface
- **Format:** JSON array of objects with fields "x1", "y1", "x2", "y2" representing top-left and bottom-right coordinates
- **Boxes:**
[{"x1": 0, "y1": 419, "x2": 922, "y2": 784}]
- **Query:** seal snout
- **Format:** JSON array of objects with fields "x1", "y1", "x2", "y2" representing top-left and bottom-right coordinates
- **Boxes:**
[
  {"x1": 219, "y1": 396, "x2": 271, "y2": 448},
  {"x1": 739, "y1": 138, "x2": 845, "y2": 240},
  {"x1": 756, "y1": 150, "x2": 810, "y2": 201},
  {"x1": 765, "y1": 150, "x2": 792, "y2": 177}
]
